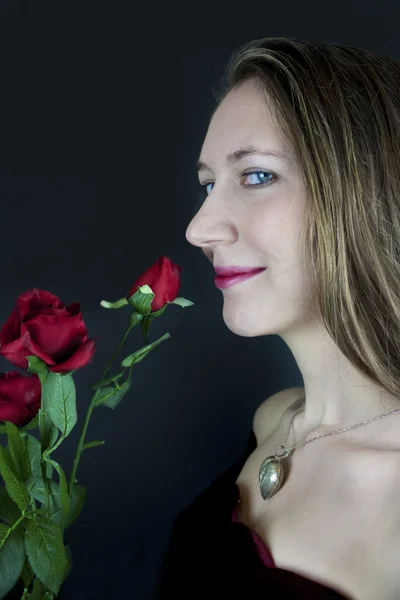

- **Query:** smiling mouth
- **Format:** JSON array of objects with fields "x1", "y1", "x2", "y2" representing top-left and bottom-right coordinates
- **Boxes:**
[{"x1": 214, "y1": 268, "x2": 267, "y2": 289}]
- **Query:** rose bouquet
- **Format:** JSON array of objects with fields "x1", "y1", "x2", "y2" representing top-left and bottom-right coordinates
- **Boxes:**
[{"x1": 0, "y1": 256, "x2": 193, "y2": 600}]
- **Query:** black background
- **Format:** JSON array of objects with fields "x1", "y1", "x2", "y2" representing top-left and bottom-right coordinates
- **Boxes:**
[{"x1": 1, "y1": 2, "x2": 399, "y2": 598}]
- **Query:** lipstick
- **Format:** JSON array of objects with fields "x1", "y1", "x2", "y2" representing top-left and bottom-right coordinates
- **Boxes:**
[{"x1": 214, "y1": 267, "x2": 266, "y2": 289}]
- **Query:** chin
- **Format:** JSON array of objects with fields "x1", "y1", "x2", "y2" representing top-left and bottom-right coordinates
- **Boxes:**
[
  {"x1": 221, "y1": 305, "x2": 292, "y2": 338},
  {"x1": 226, "y1": 326, "x2": 261, "y2": 337},
  {"x1": 222, "y1": 315, "x2": 270, "y2": 338}
]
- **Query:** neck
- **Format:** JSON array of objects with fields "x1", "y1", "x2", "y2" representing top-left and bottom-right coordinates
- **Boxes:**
[{"x1": 287, "y1": 391, "x2": 400, "y2": 450}]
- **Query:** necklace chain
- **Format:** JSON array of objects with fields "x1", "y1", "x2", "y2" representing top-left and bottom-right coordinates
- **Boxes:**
[
  {"x1": 282, "y1": 400, "x2": 400, "y2": 452},
  {"x1": 258, "y1": 398, "x2": 400, "y2": 502}
]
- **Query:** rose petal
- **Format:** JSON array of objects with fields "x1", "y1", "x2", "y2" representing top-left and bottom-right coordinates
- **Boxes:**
[
  {"x1": 50, "y1": 338, "x2": 96, "y2": 373},
  {"x1": 0, "y1": 372, "x2": 41, "y2": 413},
  {"x1": 65, "y1": 303, "x2": 82, "y2": 317},
  {"x1": 17, "y1": 289, "x2": 65, "y2": 320},
  {"x1": 23, "y1": 312, "x2": 88, "y2": 363},
  {"x1": 0, "y1": 400, "x2": 29, "y2": 426},
  {"x1": 27, "y1": 401, "x2": 41, "y2": 420},
  {"x1": 127, "y1": 256, "x2": 182, "y2": 312},
  {"x1": 0, "y1": 331, "x2": 37, "y2": 369}
]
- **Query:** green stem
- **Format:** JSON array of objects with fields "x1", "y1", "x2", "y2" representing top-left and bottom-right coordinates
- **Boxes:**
[
  {"x1": 67, "y1": 399, "x2": 96, "y2": 495},
  {"x1": 103, "y1": 323, "x2": 134, "y2": 380},
  {"x1": 67, "y1": 322, "x2": 134, "y2": 494},
  {"x1": 0, "y1": 509, "x2": 36, "y2": 551},
  {"x1": 29, "y1": 496, "x2": 37, "y2": 514},
  {"x1": 38, "y1": 410, "x2": 50, "y2": 510},
  {"x1": 20, "y1": 577, "x2": 55, "y2": 600},
  {"x1": 44, "y1": 433, "x2": 65, "y2": 459}
]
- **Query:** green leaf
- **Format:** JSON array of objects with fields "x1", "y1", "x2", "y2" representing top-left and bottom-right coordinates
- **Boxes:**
[
  {"x1": 93, "y1": 386, "x2": 113, "y2": 405},
  {"x1": 169, "y1": 296, "x2": 194, "y2": 308},
  {"x1": 65, "y1": 485, "x2": 86, "y2": 529},
  {"x1": 41, "y1": 373, "x2": 77, "y2": 437},
  {"x1": 26, "y1": 434, "x2": 53, "y2": 480},
  {"x1": 26, "y1": 475, "x2": 54, "y2": 501},
  {"x1": 39, "y1": 410, "x2": 59, "y2": 456},
  {"x1": 120, "y1": 332, "x2": 170, "y2": 368},
  {"x1": 0, "y1": 485, "x2": 20, "y2": 525},
  {"x1": 26, "y1": 435, "x2": 41, "y2": 478},
  {"x1": 100, "y1": 297, "x2": 129, "y2": 309},
  {"x1": 0, "y1": 446, "x2": 29, "y2": 511},
  {"x1": 120, "y1": 343, "x2": 152, "y2": 367},
  {"x1": 20, "y1": 556, "x2": 35, "y2": 590},
  {"x1": 23, "y1": 413, "x2": 40, "y2": 431},
  {"x1": 0, "y1": 523, "x2": 25, "y2": 599},
  {"x1": 6, "y1": 421, "x2": 30, "y2": 482},
  {"x1": 24, "y1": 516, "x2": 67, "y2": 596},
  {"x1": 94, "y1": 380, "x2": 132, "y2": 410},
  {"x1": 89, "y1": 371, "x2": 124, "y2": 390},
  {"x1": 82, "y1": 440, "x2": 105, "y2": 450},
  {"x1": 25, "y1": 356, "x2": 49, "y2": 374},
  {"x1": 26, "y1": 477, "x2": 60, "y2": 506},
  {"x1": 44, "y1": 460, "x2": 70, "y2": 524}
]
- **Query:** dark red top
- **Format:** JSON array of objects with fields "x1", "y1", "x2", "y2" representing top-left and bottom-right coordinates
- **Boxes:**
[
  {"x1": 231, "y1": 494, "x2": 276, "y2": 567},
  {"x1": 151, "y1": 430, "x2": 351, "y2": 599}
]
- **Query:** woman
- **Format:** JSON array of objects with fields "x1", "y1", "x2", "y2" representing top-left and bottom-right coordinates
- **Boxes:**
[{"x1": 152, "y1": 37, "x2": 400, "y2": 599}]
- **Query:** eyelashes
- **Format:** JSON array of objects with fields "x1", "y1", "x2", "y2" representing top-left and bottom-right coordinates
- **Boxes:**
[{"x1": 192, "y1": 170, "x2": 276, "y2": 216}]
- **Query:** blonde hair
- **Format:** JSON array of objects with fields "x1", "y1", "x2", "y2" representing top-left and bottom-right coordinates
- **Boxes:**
[{"x1": 214, "y1": 37, "x2": 400, "y2": 402}]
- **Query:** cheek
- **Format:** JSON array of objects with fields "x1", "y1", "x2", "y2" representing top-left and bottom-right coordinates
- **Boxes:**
[
  {"x1": 245, "y1": 205, "x2": 307, "y2": 287},
  {"x1": 247, "y1": 203, "x2": 295, "y2": 253}
]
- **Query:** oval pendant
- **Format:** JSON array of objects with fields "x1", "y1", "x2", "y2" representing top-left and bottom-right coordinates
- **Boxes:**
[{"x1": 259, "y1": 455, "x2": 285, "y2": 500}]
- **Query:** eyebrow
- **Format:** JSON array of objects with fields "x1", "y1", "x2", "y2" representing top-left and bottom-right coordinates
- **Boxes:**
[{"x1": 196, "y1": 145, "x2": 293, "y2": 174}]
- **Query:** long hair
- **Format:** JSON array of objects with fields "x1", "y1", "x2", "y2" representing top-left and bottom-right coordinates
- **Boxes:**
[{"x1": 214, "y1": 37, "x2": 400, "y2": 402}]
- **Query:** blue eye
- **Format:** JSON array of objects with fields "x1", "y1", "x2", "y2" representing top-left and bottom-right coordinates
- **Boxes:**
[{"x1": 192, "y1": 170, "x2": 276, "y2": 216}]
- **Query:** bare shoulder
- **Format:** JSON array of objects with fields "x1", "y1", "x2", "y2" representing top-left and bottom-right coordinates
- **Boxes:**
[{"x1": 253, "y1": 386, "x2": 305, "y2": 446}]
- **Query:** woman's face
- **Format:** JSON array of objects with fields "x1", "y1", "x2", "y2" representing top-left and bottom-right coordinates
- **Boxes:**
[{"x1": 185, "y1": 78, "x2": 316, "y2": 338}]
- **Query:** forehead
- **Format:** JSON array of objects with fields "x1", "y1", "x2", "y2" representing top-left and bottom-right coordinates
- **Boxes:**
[{"x1": 201, "y1": 80, "x2": 284, "y2": 157}]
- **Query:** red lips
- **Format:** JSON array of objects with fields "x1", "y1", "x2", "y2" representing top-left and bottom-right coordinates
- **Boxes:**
[{"x1": 214, "y1": 266, "x2": 266, "y2": 277}]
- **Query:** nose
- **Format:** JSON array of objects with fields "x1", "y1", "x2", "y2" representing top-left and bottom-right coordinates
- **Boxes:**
[{"x1": 185, "y1": 202, "x2": 237, "y2": 252}]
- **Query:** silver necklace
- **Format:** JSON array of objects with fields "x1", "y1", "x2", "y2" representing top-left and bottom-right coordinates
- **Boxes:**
[{"x1": 259, "y1": 398, "x2": 400, "y2": 500}]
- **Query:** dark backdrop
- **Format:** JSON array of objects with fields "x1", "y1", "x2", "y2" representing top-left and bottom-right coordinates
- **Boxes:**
[{"x1": 0, "y1": 2, "x2": 398, "y2": 599}]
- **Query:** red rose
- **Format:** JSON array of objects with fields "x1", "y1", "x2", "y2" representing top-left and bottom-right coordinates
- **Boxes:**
[
  {"x1": 0, "y1": 371, "x2": 41, "y2": 427},
  {"x1": 0, "y1": 289, "x2": 96, "y2": 374},
  {"x1": 127, "y1": 256, "x2": 182, "y2": 312}
]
